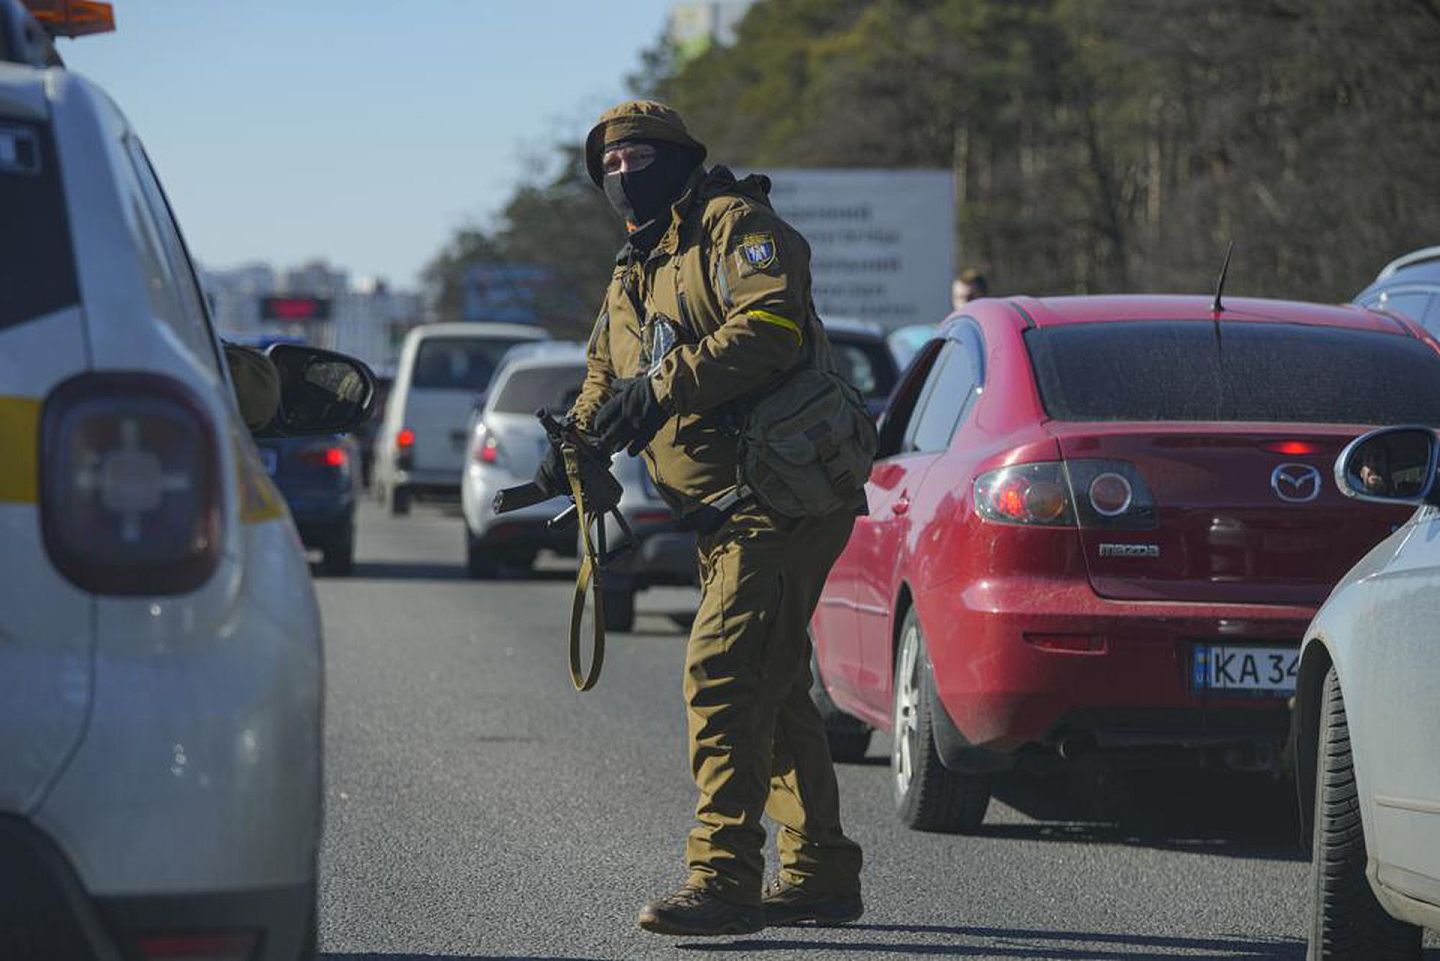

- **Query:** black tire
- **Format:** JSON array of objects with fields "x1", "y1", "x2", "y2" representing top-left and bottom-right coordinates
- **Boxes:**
[
  {"x1": 892, "y1": 607, "x2": 991, "y2": 833},
  {"x1": 809, "y1": 647, "x2": 871, "y2": 763},
  {"x1": 601, "y1": 586, "x2": 636, "y2": 632},
  {"x1": 389, "y1": 485, "x2": 411, "y2": 516},
  {"x1": 506, "y1": 549, "x2": 539, "y2": 573},
  {"x1": 465, "y1": 529, "x2": 499, "y2": 579},
  {"x1": 1307, "y1": 667, "x2": 1421, "y2": 960},
  {"x1": 298, "y1": 895, "x2": 318, "y2": 961},
  {"x1": 321, "y1": 529, "x2": 354, "y2": 576}
]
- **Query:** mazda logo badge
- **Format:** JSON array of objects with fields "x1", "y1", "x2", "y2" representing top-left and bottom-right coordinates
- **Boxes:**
[{"x1": 1271, "y1": 463, "x2": 1322, "y2": 503}]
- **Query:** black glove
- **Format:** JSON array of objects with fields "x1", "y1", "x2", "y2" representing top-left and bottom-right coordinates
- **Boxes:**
[
  {"x1": 594, "y1": 376, "x2": 668, "y2": 456},
  {"x1": 532, "y1": 441, "x2": 568, "y2": 497}
]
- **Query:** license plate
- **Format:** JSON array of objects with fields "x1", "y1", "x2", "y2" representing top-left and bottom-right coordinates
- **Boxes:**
[
  {"x1": 1193, "y1": 644, "x2": 1298, "y2": 694},
  {"x1": 258, "y1": 448, "x2": 278, "y2": 476}
]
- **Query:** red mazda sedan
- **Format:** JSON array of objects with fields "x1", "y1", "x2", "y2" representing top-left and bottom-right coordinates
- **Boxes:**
[{"x1": 809, "y1": 295, "x2": 1440, "y2": 832}]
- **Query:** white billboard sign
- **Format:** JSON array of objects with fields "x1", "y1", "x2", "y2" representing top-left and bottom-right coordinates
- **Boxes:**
[{"x1": 758, "y1": 168, "x2": 955, "y2": 329}]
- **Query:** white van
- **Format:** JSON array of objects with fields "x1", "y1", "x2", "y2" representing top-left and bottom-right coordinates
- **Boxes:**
[{"x1": 375, "y1": 322, "x2": 547, "y2": 514}]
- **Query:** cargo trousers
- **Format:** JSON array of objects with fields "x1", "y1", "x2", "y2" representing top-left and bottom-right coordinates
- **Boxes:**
[{"x1": 683, "y1": 503, "x2": 863, "y2": 905}]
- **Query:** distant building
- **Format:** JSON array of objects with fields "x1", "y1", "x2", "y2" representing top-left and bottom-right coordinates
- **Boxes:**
[
  {"x1": 204, "y1": 260, "x2": 420, "y2": 376},
  {"x1": 203, "y1": 262, "x2": 276, "y2": 345},
  {"x1": 334, "y1": 277, "x2": 421, "y2": 378},
  {"x1": 279, "y1": 260, "x2": 347, "y2": 299},
  {"x1": 668, "y1": 0, "x2": 753, "y2": 61}
]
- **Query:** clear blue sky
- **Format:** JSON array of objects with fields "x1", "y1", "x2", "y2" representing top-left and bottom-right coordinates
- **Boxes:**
[{"x1": 60, "y1": 1, "x2": 676, "y2": 287}]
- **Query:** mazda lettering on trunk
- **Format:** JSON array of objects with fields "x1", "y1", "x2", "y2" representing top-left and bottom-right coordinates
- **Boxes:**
[{"x1": 1098, "y1": 543, "x2": 1160, "y2": 558}]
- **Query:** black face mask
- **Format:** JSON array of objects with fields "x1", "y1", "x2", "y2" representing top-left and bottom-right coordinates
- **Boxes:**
[{"x1": 602, "y1": 140, "x2": 702, "y2": 233}]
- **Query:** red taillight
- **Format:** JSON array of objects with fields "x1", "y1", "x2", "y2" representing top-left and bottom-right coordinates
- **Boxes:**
[
  {"x1": 975, "y1": 462, "x2": 1076, "y2": 526},
  {"x1": 40, "y1": 373, "x2": 221, "y2": 595},
  {"x1": 991, "y1": 476, "x2": 1029, "y2": 520},
  {"x1": 1264, "y1": 440, "x2": 1324, "y2": 455},
  {"x1": 296, "y1": 444, "x2": 348, "y2": 470},
  {"x1": 975, "y1": 460, "x2": 1157, "y2": 530},
  {"x1": 396, "y1": 427, "x2": 415, "y2": 450},
  {"x1": 475, "y1": 435, "x2": 500, "y2": 464},
  {"x1": 136, "y1": 931, "x2": 258, "y2": 961}
]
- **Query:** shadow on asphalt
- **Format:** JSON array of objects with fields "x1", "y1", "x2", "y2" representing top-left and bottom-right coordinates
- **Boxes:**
[
  {"x1": 319, "y1": 932, "x2": 1440, "y2": 961},
  {"x1": 314, "y1": 562, "x2": 581, "y2": 582},
  {"x1": 678, "y1": 925, "x2": 1308, "y2": 958},
  {"x1": 330, "y1": 561, "x2": 467, "y2": 581},
  {"x1": 323, "y1": 956, "x2": 603, "y2": 960},
  {"x1": 983, "y1": 768, "x2": 1307, "y2": 862},
  {"x1": 680, "y1": 929, "x2": 1440, "y2": 959}
]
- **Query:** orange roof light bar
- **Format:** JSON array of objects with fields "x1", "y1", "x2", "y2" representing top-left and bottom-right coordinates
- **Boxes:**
[{"x1": 22, "y1": 0, "x2": 115, "y2": 37}]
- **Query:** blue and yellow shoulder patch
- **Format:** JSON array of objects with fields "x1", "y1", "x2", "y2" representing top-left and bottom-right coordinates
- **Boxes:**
[{"x1": 735, "y1": 232, "x2": 779, "y2": 274}]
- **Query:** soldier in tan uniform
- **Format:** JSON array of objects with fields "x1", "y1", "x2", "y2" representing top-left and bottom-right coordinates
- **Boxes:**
[{"x1": 533, "y1": 100, "x2": 865, "y2": 936}]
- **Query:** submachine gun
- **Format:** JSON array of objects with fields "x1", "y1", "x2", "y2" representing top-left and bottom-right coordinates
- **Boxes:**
[{"x1": 492, "y1": 410, "x2": 635, "y2": 692}]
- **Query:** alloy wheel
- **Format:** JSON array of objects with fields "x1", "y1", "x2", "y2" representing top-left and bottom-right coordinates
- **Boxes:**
[{"x1": 893, "y1": 621, "x2": 922, "y2": 797}]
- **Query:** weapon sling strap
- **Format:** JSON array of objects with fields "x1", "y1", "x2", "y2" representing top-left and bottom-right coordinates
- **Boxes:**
[{"x1": 564, "y1": 444, "x2": 605, "y2": 692}]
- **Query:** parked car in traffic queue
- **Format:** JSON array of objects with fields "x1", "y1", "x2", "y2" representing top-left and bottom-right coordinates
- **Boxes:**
[
  {"x1": 355, "y1": 371, "x2": 392, "y2": 489},
  {"x1": 253, "y1": 433, "x2": 359, "y2": 575},
  {"x1": 461, "y1": 345, "x2": 586, "y2": 576},
  {"x1": 1354, "y1": 245, "x2": 1440, "y2": 335},
  {"x1": 594, "y1": 451, "x2": 700, "y2": 631},
  {"x1": 822, "y1": 316, "x2": 902, "y2": 419},
  {"x1": 809, "y1": 294, "x2": 1438, "y2": 833},
  {"x1": 1293, "y1": 426, "x2": 1440, "y2": 960},
  {"x1": 375, "y1": 321, "x2": 547, "y2": 515},
  {"x1": 0, "y1": 5, "x2": 375, "y2": 956},
  {"x1": 887, "y1": 322, "x2": 941, "y2": 372}
]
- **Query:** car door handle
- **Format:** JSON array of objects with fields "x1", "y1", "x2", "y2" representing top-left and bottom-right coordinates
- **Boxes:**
[{"x1": 893, "y1": 492, "x2": 910, "y2": 516}]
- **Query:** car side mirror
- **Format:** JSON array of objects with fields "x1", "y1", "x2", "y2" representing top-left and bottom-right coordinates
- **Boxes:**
[
  {"x1": 1335, "y1": 427, "x2": 1439, "y2": 505},
  {"x1": 262, "y1": 343, "x2": 376, "y2": 436}
]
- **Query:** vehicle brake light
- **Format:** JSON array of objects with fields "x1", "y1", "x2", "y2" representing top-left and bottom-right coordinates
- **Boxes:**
[
  {"x1": 475, "y1": 435, "x2": 500, "y2": 465},
  {"x1": 40, "y1": 373, "x2": 221, "y2": 595},
  {"x1": 396, "y1": 427, "x2": 415, "y2": 450},
  {"x1": 22, "y1": 0, "x2": 116, "y2": 37},
  {"x1": 136, "y1": 931, "x2": 258, "y2": 961},
  {"x1": 296, "y1": 443, "x2": 347, "y2": 470},
  {"x1": 975, "y1": 460, "x2": 1157, "y2": 530},
  {"x1": 975, "y1": 463, "x2": 1075, "y2": 526},
  {"x1": 1264, "y1": 440, "x2": 1324, "y2": 455}
]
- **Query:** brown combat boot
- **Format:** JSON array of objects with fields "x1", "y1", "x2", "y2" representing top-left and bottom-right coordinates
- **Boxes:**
[
  {"x1": 636, "y1": 885, "x2": 765, "y2": 937},
  {"x1": 761, "y1": 878, "x2": 864, "y2": 927}
]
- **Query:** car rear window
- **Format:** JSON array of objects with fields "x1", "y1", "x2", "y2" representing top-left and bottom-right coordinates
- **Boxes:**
[
  {"x1": 1026, "y1": 321, "x2": 1440, "y2": 424},
  {"x1": 492, "y1": 365, "x2": 586, "y2": 415},
  {"x1": 829, "y1": 337, "x2": 898, "y2": 399},
  {"x1": 411, "y1": 337, "x2": 529, "y2": 391},
  {"x1": 1, "y1": 120, "x2": 80, "y2": 329}
]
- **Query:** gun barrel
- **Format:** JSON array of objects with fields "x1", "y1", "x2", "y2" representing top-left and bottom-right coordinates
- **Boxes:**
[{"x1": 493, "y1": 482, "x2": 553, "y2": 514}]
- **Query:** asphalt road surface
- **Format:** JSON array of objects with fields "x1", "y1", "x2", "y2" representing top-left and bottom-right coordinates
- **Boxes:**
[{"x1": 312, "y1": 501, "x2": 1439, "y2": 961}]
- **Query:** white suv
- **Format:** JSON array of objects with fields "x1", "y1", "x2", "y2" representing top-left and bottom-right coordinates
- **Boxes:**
[{"x1": 0, "y1": 5, "x2": 371, "y2": 958}]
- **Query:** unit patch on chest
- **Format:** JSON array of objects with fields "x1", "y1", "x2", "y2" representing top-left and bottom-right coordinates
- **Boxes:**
[{"x1": 735, "y1": 232, "x2": 778, "y2": 275}]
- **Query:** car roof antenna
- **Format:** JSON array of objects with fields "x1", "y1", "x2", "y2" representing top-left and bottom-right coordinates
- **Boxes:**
[{"x1": 1212, "y1": 241, "x2": 1234, "y2": 315}]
